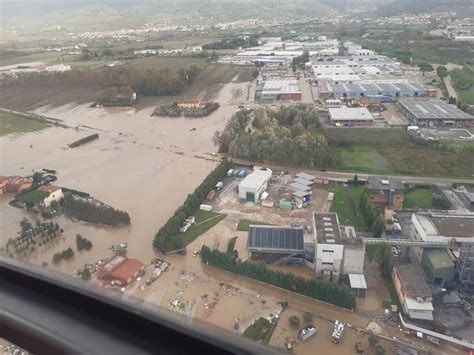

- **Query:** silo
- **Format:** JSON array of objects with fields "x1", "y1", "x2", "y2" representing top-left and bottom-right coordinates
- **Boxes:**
[
  {"x1": 323, "y1": 269, "x2": 331, "y2": 282},
  {"x1": 331, "y1": 270, "x2": 340, "y2": 284}
]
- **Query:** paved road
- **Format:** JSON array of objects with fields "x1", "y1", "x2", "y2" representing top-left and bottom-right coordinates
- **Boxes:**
[
  {"x1": 443, "y1": 76, "x2": 458, "y2": 100},
  {"x1": 228, "y1": 157, "x2": 474, "y2": 184}
]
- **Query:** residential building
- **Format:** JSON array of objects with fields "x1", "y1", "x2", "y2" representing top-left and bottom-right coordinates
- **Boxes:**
[
  {"x1": 238, "y1": 168, "x2": 272, "y2": 202},
  {"x1": 457, "y1": 243, "x2": 474, "y2": 292},
  {"x1": 313, "y1": 213, "x2": 364, "y2": 278},
  {"x1": 392, "y1": 262, "x2": 434, "y2": 322},
  {"x1": 421, "y1": 248, "x2": 454, "y2": 284},
  {"x1": 367, "y1": 176, "x2": 405, "y2": 209},
  {"x1": 398, "y1": 99, "x2": 474, "y2": 127},
  {"x1": 37, "y1": 185, "x2": 63, "y2": 207},
  {"x1": 328, "y1": 107, "x2": 374, "y2": 127}
]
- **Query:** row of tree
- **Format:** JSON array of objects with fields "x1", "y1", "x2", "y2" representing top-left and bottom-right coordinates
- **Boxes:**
[
  {"x1": 213, "y1": 105, "x2": 338, "y2": 169},
  {"x1": 203, "y1": 36, "x2": 258, "y2": 50},
  {"x1": 153, "y1": 160, "x2": 233, "y2": 252},
  {"x1": 61, "y1": 194, "x2": 130, "y2": 227},
  {"x1": 154, "y1": 102, "x2": 220, "y2": 118},
  {"x1": 359, "y1": 190, "x2": 385, "y2": 237},
  {"x1": 53, "y1": 247, "x2": 75, "y2": 264},
  {"x1": 200, "y1": 245, "x2": 356, "y2": 310}
]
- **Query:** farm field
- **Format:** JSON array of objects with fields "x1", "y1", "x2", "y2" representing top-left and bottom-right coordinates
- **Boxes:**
[
  {"x1": 339, "y1": 145, "x2": 392, "y2": 174},
  {"x1": 0, "y1": 111, "x2": 49, "y2": 136},
  {"x1": 0, "y1": 56, "x2": 253, "y2": 111}
]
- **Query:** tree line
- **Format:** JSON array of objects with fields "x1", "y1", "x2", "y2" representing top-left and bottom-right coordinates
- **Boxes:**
[
  {"x1": 203, "y1": 36, "x2": 258, "y2": 50},
  {"x1": 61, "y1": 194, "x2": 130, "y2": 227},
  {"x1": 153, "y1": 160, "x2": 232, "y2": 252},
  {"x1": 3, "y1": 64, "x2": 202, "y2": 98},
  {"x1": 200, "y1": 245, "x2": 356, "y2": 310},
  {"x1": 213, "y1": 105, "x2": 338, "y2": 169},
  {"x1": 76, "y1": 234, "x2": 93, "y2": 251},
  {"x1": 53, "y1": 247, "x2": 74, "y2": 264},
  {"x1": 359, "y1": 190, "x2": 384, "y2": 237}
]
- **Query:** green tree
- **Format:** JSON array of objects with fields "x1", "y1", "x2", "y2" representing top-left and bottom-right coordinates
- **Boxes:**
[
  {"x1": 436, "y1": 66, "x2": 448, "y2": 79},
  {"x1": 353, "y1": 174, "x2": 359, "y2": 185},
  {"x1": 372, "y1": 215, "x2": 385, "y2": 238},
  {"x1": 368, "y1": 335, "x2": 379, "y2": 348},
  {"x1": 375, "y1": 345, "x2": 386, "y2": 355},
  {"x1": 32, "y1": 172, "x2": 43, "y2": 184},
  {"x1": 82, "y1": 267, "x2": 91, "y2": 281},
  {"x1": 251, "y1": 69, "x2": 259, "y2": 79},
  {"x1": 376, "y1": 244, "x2": 393, "y2": 278},
  {"x1": 289, "y1": 315, "x2": 300, "y2": 327},
  {"x1": 303, "y1": 312, "x2": 313, "y2": 323}
]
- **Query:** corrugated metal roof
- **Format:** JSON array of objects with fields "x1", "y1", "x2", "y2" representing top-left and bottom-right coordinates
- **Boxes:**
[
  {"x1": 289, "y1": 182, "x2": 312, "y2": 191},
  {"x1": 239, "y1": 169, "x2": 272, "y2": 189},
  {"x1": 293, "y1": 177, "x2": 313, "y2": 186},
  {"x1": 296, "y1": 172, "x2": 316, "y2": 181},
  {"x1": 399, "y1": 99, "x2": 473, "y2": 120},
  {"x1": 329, "y1": 107, "x2": 374, "y2": 121}
]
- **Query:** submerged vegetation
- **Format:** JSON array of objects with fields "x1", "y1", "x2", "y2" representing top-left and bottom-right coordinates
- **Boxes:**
[
  {"x1": 200, "y1": 245, "x2": 356, "y2": 310},
  {"x1": 60, "y1": 194, "x2": 130, "y2": 227},
  {"x1": 153, "y1": 160, "x2": 232, "y2": 252}
]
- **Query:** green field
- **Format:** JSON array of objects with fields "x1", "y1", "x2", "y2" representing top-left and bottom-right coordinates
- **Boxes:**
[
  {"x1": 365, "y1": 245, "x2": 381, "y2": 263},
  {"x1": 339, "y1": 146, "x2": 391, "y2": 174},
  {"x1": 237, "y1": 219, "x2": 272, "y2": 231},
  {"x1": 18, "y1": 190, "x2": 49, "y2": 205},
  {"x1": 450, "y1": 66, "x2": 474, "y2": 105},
  {"x1": 335, "y1": 144, "x2": 474, "y2": 178},
  {"x1": 326, "y1": 183, "x2": 368, "y2": 229},
  {"x1": 0, "y1": 112, "x2": 49, "y2": 136},
  {"x1": 404, "y1": 186, "x2": 434, "y2": 209},
  {"x1": 242, "y1": 318, "x2": 276, "y2": 344},
  {"x1": 180, "y1": 210, "x2": 227, "y2": 245}
]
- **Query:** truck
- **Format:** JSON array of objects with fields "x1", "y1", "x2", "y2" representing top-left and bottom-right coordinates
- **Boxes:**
[
  {"x1": 297, "y1": 325, "x2": 316, "y2": 341},
  {"x1": 215, "y1": 181, "x2": 223, "y2": 190},
  {"x1": 331, "y1": 320, "x2": 344, "y2": 343}
]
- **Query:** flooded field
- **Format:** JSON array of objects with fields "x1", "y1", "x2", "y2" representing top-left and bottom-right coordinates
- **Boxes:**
[{"x1": 0, "y1": 79, "x2": 248, "y2": 272}]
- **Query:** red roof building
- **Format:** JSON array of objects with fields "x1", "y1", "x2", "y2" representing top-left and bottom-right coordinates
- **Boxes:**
[{"x1": 98, "y1": 256, "x2": 145, "y2": 286}]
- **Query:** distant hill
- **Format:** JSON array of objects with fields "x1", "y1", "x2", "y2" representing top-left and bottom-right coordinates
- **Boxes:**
[
  {"x1": 378, "y1": 0, "x2": 474, "y2": 16},
  {"x1": 2, "y1": 0, "x2": 334, "y2": 31}
]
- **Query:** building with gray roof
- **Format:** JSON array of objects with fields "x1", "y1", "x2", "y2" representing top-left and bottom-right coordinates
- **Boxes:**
[
  {"x1": 398, "y1": 99, "x2": 474, "y2": 127},
  {"x1": 247, "y1": 225, "x2": 304, "y2": 254},
  {"x1": 318, "y1": 82, "x2": 427, "y2": 100},
  {"x1": 328, "y1": 107, "x2": 374, "y2": 126}
]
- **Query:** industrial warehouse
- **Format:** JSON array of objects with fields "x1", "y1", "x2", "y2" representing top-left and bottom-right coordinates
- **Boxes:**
[
  {"x1": 328, "y1": 107, "x2": 374, "y2": 126},
  {"x1": 398, "y1": 99, "x2": 474, "y2": 127},
  {"x1": 245, "y1": 212, "x2": 365, "y2": 285},
  {"x1": 257, "y1": 79, "x2": 302, "y2": 101},
  {"x1": 318, "y1": 82, "x2": 428, "y2": 100}
]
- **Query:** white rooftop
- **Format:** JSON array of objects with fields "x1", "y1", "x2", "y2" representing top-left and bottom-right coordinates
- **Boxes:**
[
  {"x1": 262, "y1": 80, "x2": 300, "y2": 94},
  {"x1": 349, "y1": 274, "x2": 367, "y2": 289},
  {"x1": 239, "y1": 169, "x2": 272, "y2": 190},
  {"x1": 405, "y1": 297, "x2": 434, "y2": 312},
  {"x1": 329, "y1": 107, "x2": 374, "y2": 121}
]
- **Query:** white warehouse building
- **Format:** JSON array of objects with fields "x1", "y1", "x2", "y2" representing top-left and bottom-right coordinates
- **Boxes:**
[{"x1": 238, "y1": 169, "x2": 273, "y2": 203}]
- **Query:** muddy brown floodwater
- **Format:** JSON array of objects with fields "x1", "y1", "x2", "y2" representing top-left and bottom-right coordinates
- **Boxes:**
[{"x1": 0, "y1": 80, "x2": 247, "y2": 272}]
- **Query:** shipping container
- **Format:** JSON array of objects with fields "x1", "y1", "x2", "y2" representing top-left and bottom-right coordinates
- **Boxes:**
[
  {"x1": 207, "y1": 190, "x2": 216, "y2": 200},
  {"x1": 200, "y1": 204, "x2": 212, "y2": 211},
  {"x1": 279, "y1": 200, "x2": 292, "y2": 210}
]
